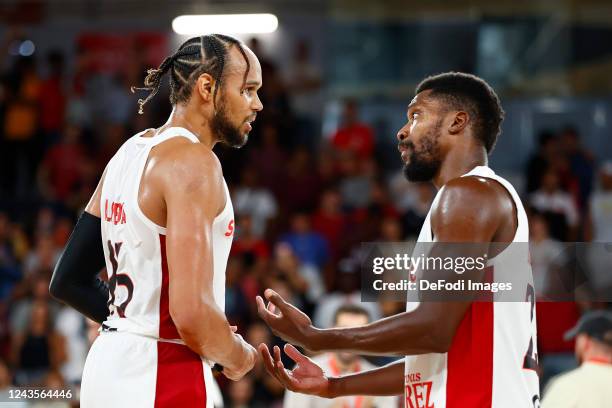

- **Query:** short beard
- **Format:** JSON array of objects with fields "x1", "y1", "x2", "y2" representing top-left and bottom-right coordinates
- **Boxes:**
[
  {"x1": 402, "y1": 120, "x2": 443, "y2": 182},
  {"x1": 211, "y1": 100, "x2": 247, "y2": 149}
]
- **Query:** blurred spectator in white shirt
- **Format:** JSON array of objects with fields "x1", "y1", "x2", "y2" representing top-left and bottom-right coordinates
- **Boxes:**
[
  {"x1": 586, "y1": 162, "x2": 612, "y2": 242},
  {"x1": 542, "y1": 311, "x2": 612, "y2": 408},
  {"x1": 284, "y1": 304, "x2": 399, "y2": 408},
  {"x1": 530, "y1": 169, "x2": 579, "y2": 241}
]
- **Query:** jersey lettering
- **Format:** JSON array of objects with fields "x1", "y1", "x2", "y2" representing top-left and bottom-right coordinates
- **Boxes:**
[
  {"x1": 405, "y1": 381, "x2": 434, "y2": 408},
  {"x1": 104, "y1": 199, "x2": 127, "y2": 225}
]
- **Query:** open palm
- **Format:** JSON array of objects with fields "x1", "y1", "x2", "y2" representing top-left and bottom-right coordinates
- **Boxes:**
[{"x1": 259, "y1": 343, "x2": 331, "y2": 398}]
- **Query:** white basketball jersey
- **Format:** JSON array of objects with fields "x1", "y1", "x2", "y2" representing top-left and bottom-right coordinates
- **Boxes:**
[
  {"x1": 404, "y1": 166, "x2": 540, "y2": 408},
  {"x1": 99, "y1": 127, "x2": 234, "y2": 340}
]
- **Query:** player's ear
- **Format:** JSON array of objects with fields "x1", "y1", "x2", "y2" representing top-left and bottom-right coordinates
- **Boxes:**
[
  {"x1": 196, "y1": 73, "x2": 215, "y2": 102},
  {"x1": 448, "y1": 111, "x2": 469, "y2": 135}
]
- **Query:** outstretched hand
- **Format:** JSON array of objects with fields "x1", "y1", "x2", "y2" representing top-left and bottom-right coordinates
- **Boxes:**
[
  {"x1": 258, "y1": 343, "x2": 331, "y2": 398},
  {"x1": 256, "y1": 289, "x2": 317, "y2": 350}
]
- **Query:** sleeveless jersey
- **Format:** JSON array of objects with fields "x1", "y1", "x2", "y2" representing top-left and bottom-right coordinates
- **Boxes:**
[
  {"x1": 99, "y1": 127, "x2": 234, "y2": 340},
  {"x1": 404, "y1": 166, "x2": 540, "y2": 408}
]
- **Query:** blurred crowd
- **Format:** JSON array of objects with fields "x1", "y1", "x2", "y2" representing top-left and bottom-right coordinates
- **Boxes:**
[{"x1": 0, "y1": 32, "x2": 611, "y2": 407}]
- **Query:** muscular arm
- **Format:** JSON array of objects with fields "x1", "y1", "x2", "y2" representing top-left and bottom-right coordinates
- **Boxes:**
[
  {"x1": 259, "y1": 176, "x2": 513, "y2": 355},
  {"x1": 49, "y1": 172, "x2": 109, "y2": 323},
  {"x1": 162, "y1": 144, "x2": 254, "y2": 372}
]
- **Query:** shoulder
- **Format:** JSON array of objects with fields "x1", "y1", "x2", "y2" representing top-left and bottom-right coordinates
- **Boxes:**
[
  {"x1": 438, "y1": 175, "x2": 510, "y2": 203},
  {"x1": 158, "y1": 142, "x2": 223, "y2": 192},
  {"x1": 431, "y1": 176, "x2": 512, "y2": 240},
  {"x1": 434, "y1": 176, "x2": 511, "y2": 218}
]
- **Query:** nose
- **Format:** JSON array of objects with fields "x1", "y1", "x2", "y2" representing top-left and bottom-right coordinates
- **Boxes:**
[
  {"x1": 397, "y1": 124, "x2": 409, "y2": 142},
  {"x1": 252, "y1": 93, "x2": 263, "y2": 112}
]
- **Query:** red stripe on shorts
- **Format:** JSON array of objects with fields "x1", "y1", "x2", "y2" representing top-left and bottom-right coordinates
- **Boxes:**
[
  {"x1": 159, "y1": 234, "x2": 180, "y2": 339},
  {"x1": 155, "y1": 341, "x2": 206, "y2": 407},
  {"x1": 446, "y1": 301, "x2": 494, "y2": 408}
]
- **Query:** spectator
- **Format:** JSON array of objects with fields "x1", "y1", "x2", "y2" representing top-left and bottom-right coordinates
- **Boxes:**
[
  {"x1": 281, "y1": 148, "x2": 323, "y2": 212},
  {"x1": 247, "y1": 122, "x2": 287, "y2": 196},
  {"x1": 233, "y1": 169, "x2": 278, "y2": 238},
  {"x1": 10, "y1": 275, "x2": 60, "y2": 338},
  {"x1": 2, "y1": 56, "x2": 40, "y2": 196},
  {"x1": 0, "y1": 213, "x2": 21, "y2": 301},
  {"x1": 529, "y1": 212, "x2": 564, "y2": 297},
  {"x1": 246, "y1": 322, "x2": 285, "y2": 406},
  {"x1": 558, "y1": 126, "x2": 594, "y2": 210},
  {"x1": 525, "y1": 131, "x2": 557, "y2": 193},
  {"x1": 542, "y1": 311, "x2": 612, "y2": 408},
  {"x1": 283, "y1": 38, "x2": 323, "y2": 149},
  {"x1": 586, "y1": 161, "x2": 612, "y2": 242},
  {"x1": 22, "y1": 234, "x2": 61, "y2": 278},
  {"x1": 39, "y1": 51, "x2": 66, "y2": 145},
  {"x1": 331, "y1": 100, "x2": 374, "y2": 159},
  {"x1": 401, "y1": 183, "x2": 435, "y2": 238},
  {"x1": 228, "y1": 376, "x2": 256, "y2": 408},
  {"x1": 38, "y1": 124, "x2": 88, "y2": 202},
  {"x1": 313, "y1": 256, "x2": 381, "y2": 329},
  {"x1": 283, "y1": 38, "x2": 323, "y2": 122},
  {"x1": 12, "y1": 301, "x2": 64, "y2": 385},
  {"x1": 54, "y1": 306, "x2": 87, "y2": 385},
  {"x1": 530, "y1": 169, "x2": 579, "y2": 241},
  {"x1": 530, "y1": 212, "x2": 580, "y2": 389},
  {"x1": 312, "y1": 189, "x2": 346, "y2": 260},
  {"x1": 337, "y1": 152, "x2": 374, "y2": 210},
  {"x1": 272, "y1": 243, "x2": 319, "y2": 306},
  {"x1": 280, "y1": 213, "x2": 329, "y2": 270},
  {"x1": 284, "y1": 304, "x2": 398, "y2": 408}
]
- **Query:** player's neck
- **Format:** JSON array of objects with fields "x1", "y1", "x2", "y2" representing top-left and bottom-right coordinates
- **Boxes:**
[
  {"x1": 162, "y1": 105, "x2": 217, "y2": 148},
  {"x1": 433, "y1": 145, "x2": 487, "y2": 189}
]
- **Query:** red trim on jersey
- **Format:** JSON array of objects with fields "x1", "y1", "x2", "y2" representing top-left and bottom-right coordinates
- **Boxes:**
[
  {"x1": 154, "y1": 341, "x2": 206, "y2": 407},
  {"x1": 446, "y1": 301, "x2": 494, "y2": 408},
  {"x1": 159, "y1": 234, "x2": 180, "y2": 339}
]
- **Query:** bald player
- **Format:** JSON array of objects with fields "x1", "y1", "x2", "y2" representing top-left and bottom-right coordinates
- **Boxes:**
[
  {"x1": 257, "y1": 72, "x2": 540, "y2": 408},
  {"x1": 49, "y1": 34, "x2": 263, "y2": 407}
]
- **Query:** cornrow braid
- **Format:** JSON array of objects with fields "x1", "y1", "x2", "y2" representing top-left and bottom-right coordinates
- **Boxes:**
[
  {"x1": 131, "y1": 34, "x2": 250, "y2": 114},
  {"x1": 130, "y1": 55, "x2": 174, "y2": 115}
]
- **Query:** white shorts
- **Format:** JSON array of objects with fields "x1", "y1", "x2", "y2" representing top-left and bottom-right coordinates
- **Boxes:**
[{"x1": 81, "y1": 331, "x2": 214, "y2": 408}]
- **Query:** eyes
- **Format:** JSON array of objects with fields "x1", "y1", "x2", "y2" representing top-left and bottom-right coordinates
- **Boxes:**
[
  {"x1": 242, "y1": 87, "x2": 258, "y2": 96},
  {"x1": 407, "y1": 111, "x2": 420, "y2": 122}
]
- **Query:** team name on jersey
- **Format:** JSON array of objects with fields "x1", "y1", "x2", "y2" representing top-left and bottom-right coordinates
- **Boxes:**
[{"x1": 104, "y1": 199, "x2": 127, "y2": 225}]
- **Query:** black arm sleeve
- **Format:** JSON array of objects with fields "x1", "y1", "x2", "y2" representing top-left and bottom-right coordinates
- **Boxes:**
[{"x1": 49, "y1": 211, "x2": 110, "y2": 323}]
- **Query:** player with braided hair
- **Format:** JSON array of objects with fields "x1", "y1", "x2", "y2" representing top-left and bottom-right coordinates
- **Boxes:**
[{"x1": 50, "y1": 34, "x2": 263, "y2": 407}]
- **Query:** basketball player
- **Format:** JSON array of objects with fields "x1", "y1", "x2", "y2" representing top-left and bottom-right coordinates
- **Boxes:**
[
  {"x1": 257, "y1": 72, "x2": 540, "y2": 407},
  {"x1": 49, "y1": 34, "x2": 263, "y2": 407}
]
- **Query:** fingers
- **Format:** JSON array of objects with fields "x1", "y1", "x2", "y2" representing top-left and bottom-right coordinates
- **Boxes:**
[
  {"x1": 274, "y1": 355, "x2": 299, "y2": 388},
  {"x1": 258, "y1": 344, "x2": 297, "y2": 389},
  {"x1": 284, "y1": 343, "x2": 307, "y2": 364},
  {"x1": 256, "y1": 295, "x2": 278, "y2": 322},
  {"x1": 264, "y1": 289, "x2": 290, "y2": 313},
  {"x1": 258, "y1": 344, "x2": 276, "y2": 375}
]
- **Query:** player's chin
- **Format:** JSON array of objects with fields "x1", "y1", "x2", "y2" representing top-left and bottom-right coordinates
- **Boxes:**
[{"x1": 230, "y1": 133, "x2": 249, "y2": 149}]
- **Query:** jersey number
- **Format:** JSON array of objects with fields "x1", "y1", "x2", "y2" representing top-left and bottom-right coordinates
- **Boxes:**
[
  {"x1": 106, "y1": 241, "x2": 134, "y2": 318},
  {"x1": 522, "y1": 283, "x2": 538, "y2": 370}
]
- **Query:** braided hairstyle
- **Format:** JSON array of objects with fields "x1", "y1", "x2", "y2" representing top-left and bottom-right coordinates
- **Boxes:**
[{"x1": 131, "y1": 34, "x2": 250, "y2": 114}]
